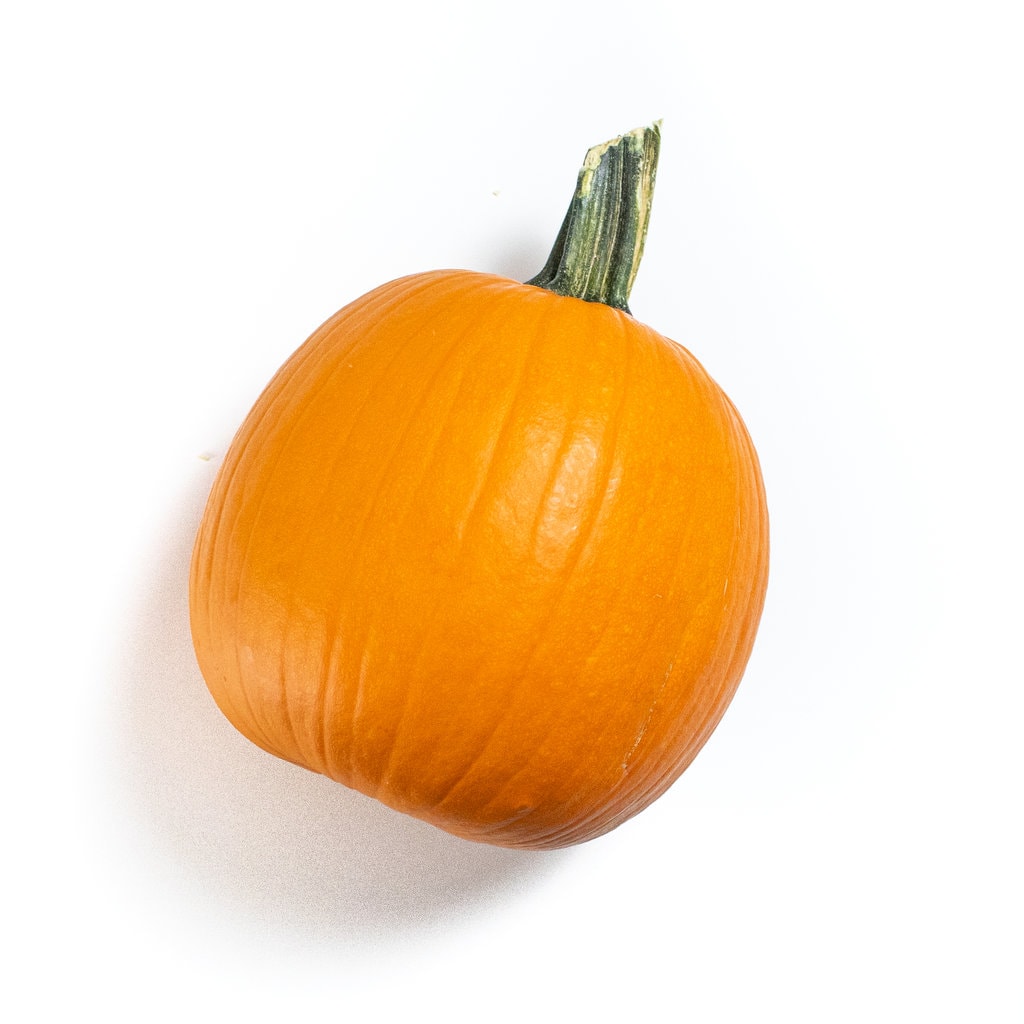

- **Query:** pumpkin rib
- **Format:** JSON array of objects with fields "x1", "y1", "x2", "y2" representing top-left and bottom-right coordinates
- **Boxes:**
[
  {"x1": 351, "y1": 338, "x2": 475, "y2": 796},
  {"x1": 583, "y1": 663, "x2": 732, "y2": 846},
  {"x1": 373, "y1": 281, "x2": 569, "y2": 805},
  {"x1": 358, "y1": 292, "x2": 565, "y2": 815},
  {"x1": 499, "y1": 388, "x2": 767, "y2": 849},
  {"x1": 486, "y1": 365, "x2": 692, "y2": 843},
  {"x1": 305, "y1": 281, "x2": 483, "y2": 780},
  {"x1": 614, "y1": 480, "x2": 766, "y2": 835},
  {"x1": 357, "y1": 286, "x2": 529, "y2": 798},
  {"x1": 447, "y1": 284, "x2": 562, "y2": 551},
  {"x1": 544, "y1": 452, "x2": 761, "y2": 843},
  {"x1": 197, "y1": 275, "x2": 440, "y2": 760},
  {"x1": 573, "y1": 607, "x2": 758, "y2": 849},
  {"x1": 203, "y1": 272, "x2": 452, "y2": 770},
  {"x1": 457, "y1": 305, "x2": 638, "y2": 831},
  {"x1": 493, "y1": 658, "x2": 686, "y2": 847},
  {"x1": 453, "y1": 320, "x2": 736, "y2": 849},
  {"x1": 521, "y1": 310, "x2": 592, "y2": 565},
  {"x1": 430, "y1": 301, "x2": 635, "y2": 823},
  {"x1": 510, "y1": 665, "x2": 725, "y2": 848},
  {"x1": 303, "y1": 278, "x2": 496, "y2": 784},
  {"x1": 331, "y1": 276, "x2": 533, "y2": 786},
  {"x1": 341, "y1": 632, "x2": 375, "y2": 786},
  {"x1": 574, "y1": 429, "x2": 769, "y2": 844},
  {"x1": 206, "y1": 270, "x2": 426, "y2": 609},
  {"x1": 226, "y1": 288, "x2": 421, "y2": 768},
  {"x1": 193, "y1": 326, "x2": 339, "y2": 757}
]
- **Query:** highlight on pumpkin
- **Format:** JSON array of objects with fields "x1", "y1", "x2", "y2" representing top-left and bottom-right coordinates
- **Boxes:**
[{"x1": 189, "y1": 125, "x2": 768, "y2": 849}]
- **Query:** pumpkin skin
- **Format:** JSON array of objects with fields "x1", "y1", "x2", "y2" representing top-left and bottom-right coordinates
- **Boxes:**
[{"x1": 189, "y1": 268, "x2": 769, "y2": 849}]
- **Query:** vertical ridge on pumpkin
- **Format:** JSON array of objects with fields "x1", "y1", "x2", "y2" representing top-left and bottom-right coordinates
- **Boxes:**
[
  {"x1": 448, "y1": 287, "x2": 563, "y2": 552},
  {"x1": 192, "y1": 315, "x2": 331, "y2": 758},
  {"x1": 473, "y1": 331, "x2": 768, "y2": 850},
  {"x1": 378, "y1": 281, "x2": 570, "y2": 810},
  {"x1": 227, "y1": 278, "x2": 445, "y2": 770},
  {"x1": 311, "y1": 281, "x2": 493, "y2": 786},
  {"x1": 197, "y1": 275, "x2": 447, "y2": 769},
  {"x1": 304, "y1": 279, "x2": 476, "y2": 782},
  {"x1": 363, "y1": 283, "x2": 535, "y2": 802},
  {"x1": 456, "y1": 306, "x2": 640, "y2": 842},
  {"x1": 425, "y1": 298, "x2": 635, "y2": 829}
]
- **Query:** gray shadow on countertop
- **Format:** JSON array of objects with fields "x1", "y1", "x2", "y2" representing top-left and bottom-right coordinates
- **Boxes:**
[{"x1": 106, "y1": 455, "x2": 567, "y2": 947}]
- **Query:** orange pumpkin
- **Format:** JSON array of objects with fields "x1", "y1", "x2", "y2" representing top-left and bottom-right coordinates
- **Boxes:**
[{"x1": 189, "y1": 125, "x2": 768, "y2": 849}]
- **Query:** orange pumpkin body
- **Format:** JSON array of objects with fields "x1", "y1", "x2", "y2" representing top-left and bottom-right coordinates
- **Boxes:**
[{"x1": 190, "y1": 269, "x2": 768, "y2": 849}]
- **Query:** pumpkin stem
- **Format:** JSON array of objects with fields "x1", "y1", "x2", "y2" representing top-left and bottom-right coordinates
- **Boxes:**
[{"x1": 526, "y1": 122, "x2": 661, "y2": 313}]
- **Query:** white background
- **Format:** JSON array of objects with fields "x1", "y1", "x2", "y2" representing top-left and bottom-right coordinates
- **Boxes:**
[{"x1": 3, "y1": 1, "x2": 1022, "y2": 1020}]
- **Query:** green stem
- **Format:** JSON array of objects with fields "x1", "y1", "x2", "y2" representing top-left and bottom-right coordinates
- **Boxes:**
[{"x1": 526, "y1": 122, "x2": 661, "y2": 313}]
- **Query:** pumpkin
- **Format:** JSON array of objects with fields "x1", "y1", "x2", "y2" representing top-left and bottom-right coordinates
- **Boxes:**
[{"x1": 189, "y1": 124, "x2": 769, "y2": 850}]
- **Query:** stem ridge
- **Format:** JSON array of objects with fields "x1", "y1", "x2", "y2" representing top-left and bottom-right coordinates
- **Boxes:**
[{"x1": 526, "y1": 122, "x2": 661, "y2": 314}]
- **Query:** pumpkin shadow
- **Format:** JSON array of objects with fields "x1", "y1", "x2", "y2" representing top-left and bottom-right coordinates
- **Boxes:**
[{"x1": 108, "y1": 458, "x2": 567, "y2": 947}]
